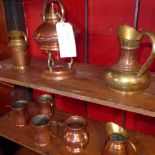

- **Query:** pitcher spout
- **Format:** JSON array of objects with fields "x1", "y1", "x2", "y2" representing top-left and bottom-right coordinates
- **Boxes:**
[
  {"x1": 117, "y1": 25, "x2": 141, "y2": 49},
  {"x1": 117, "y1": 24, "x2": 139, "y2": 41}
]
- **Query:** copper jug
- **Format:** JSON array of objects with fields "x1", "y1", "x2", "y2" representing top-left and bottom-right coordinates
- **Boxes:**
[
  {"x1": 103, "y1": 122, "x2": 136, "y2": 155},
  {"x1": 8, "y1": 30, "x2": 30, "y2": 72},
  {"x1": 64, "y1": 116, "x2": 89, "y2": 153},
  {"x1": 104, "y1": 25, "x2": 155, "y2": 94}
]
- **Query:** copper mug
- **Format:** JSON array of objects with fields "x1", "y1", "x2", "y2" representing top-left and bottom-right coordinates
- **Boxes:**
[
  {"x1": 64, "y1": 115, "x2": 89, "y2": 153},
  {"x1": 37, "y1": 94, "x2": 54, "y2": 118},
  {"x1": 103, "y1": 122, "x2": 136, "y2": 155},
  {"x1": 8, "y1": 30, "x2": 30, "y2": 72},
  {"x1": 31, "y1": 114, "x2": 58, "y2": 147},
  {"x1": 8, "y1": 100, "x2": 30, "y2": 127}
]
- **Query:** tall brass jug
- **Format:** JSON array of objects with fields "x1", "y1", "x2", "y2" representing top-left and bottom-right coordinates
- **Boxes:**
[
  {"x1": 9, "y1": 30, "x2": 30, "y2": 72},
  {"x1": 102, "y1": 122, "x2": 136, "y2": 155},
  {"x1": 104, "y1": 25, "x2": 155, "y2": 94}
]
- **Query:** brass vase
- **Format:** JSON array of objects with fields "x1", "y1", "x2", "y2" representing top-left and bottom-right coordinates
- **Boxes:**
[{"x1": 104, "y1": 24, "x2": 155, "y2": 94}]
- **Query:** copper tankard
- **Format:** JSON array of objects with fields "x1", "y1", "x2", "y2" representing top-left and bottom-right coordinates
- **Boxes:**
[
  {"x1": 31, "y1": 114, "x2": 58, "y2": 147},
  {"x1": 64, "y1": 115, "x2": 89, "y2": 153},
  {"x1": 37, "y1": 94, "x2": 54, "y2": 119}
]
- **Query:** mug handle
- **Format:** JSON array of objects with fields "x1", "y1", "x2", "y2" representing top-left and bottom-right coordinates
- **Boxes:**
[
  {"x1": 127, "y1": 140, "x2": 136, "y2": 153},
  {"x1": 5, "y1": 105, "x2": 15, "y2": 120},
  {"x1": 50, "y1": 98, "x2": 55, "y2": 118},
  {"x1": 49, "y1": 120, "x2": 59, "y2": 138}
]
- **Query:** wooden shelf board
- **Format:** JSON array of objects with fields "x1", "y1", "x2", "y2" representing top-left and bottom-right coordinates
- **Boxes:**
[
  {"x1": 0, "y1": 110, "x2": 155, "y2": 155},
  {"x1": 0, "y1": 58, "x2": 155, "y2": 117}
]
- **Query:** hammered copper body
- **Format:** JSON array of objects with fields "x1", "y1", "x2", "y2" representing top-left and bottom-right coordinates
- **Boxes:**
[
  {"x1": 31, "y1": 114, "x2": 58, "y2": 147},
  {"x1": 104, "y1": 24, "x2": 155, "y2": 94},
  {"x1": 103, "y1": 122, "x2": 136, "y2": 155},
  {"x1": 9, "y1": 30, "x2": 30, "y2": 72},
  {"x1": 38, "y1": 94, "x2": 54, "y2": 119},
  {"x1": 11, "y1": 100, "x2": 30, "y2": 127},
  {"x1": 64, "y1": 116, "x2": 89, "y2": 153}
]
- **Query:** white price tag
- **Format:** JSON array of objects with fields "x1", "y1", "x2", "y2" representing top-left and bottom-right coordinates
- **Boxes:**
[{"x1": 56, "y1": 22, "x2": 77, "y2": 58}]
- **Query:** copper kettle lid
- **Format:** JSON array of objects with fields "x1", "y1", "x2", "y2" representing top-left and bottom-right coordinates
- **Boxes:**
[{"x1": 34, "y1": 3, "x2": 60, "y2": 41}]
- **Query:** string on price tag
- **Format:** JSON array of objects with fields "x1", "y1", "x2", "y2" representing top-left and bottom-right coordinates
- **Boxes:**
[{"x1": 56, "y1": 22, "x2": 77, "y2": 58}]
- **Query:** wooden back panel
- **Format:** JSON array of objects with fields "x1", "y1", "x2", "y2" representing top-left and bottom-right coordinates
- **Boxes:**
[{"x1": 0, "y1": 0, "x2": 10, "y2": 60}]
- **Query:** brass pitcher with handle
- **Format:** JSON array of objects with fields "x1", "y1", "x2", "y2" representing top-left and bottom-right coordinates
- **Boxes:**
[
  {"x1": 8, "y1": 30, "x2": 30, "y2": 72},
  {"x1": 102, "y1": 122, "x2": 136, "y2": 155},
  {"x1": 104, "y1": 24, "x2": 155, "y2": 94}
]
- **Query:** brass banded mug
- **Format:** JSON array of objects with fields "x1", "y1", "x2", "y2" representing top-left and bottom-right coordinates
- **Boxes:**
[{"x1": 8, "y1": 30, "x2": 30, "y2": 72}]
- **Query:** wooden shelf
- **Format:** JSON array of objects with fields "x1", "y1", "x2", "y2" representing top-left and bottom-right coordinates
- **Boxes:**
[
  {"x1": 0, "y1": 58, "x2": 155, "y2": 117},
  {"x1": 0, "y1": 110, "x2": 155, "y2": 155}
]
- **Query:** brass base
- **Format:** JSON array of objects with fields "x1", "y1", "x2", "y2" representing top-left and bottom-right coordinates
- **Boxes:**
[
  {"x1": 42, "y1": 65, "x2": 75, "y2": 80},
  {"x1": 108, "y1": 86, "x2": 143, "y2": 95},
  {"x1": 14, "y1": 65, "x2": 30, "y2": 73}
]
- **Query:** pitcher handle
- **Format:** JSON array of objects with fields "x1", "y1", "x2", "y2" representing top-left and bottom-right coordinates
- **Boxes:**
[
  {"x1": 137, "y1": 31, "x2": 155, "y2": 77},
  {"x1": 22, "y1": 32, "x2": 27, "y2": 43},
  {"x1": 127, "y1": 140, "x2": 136, "y2": 153},
  {"x1": 42, "y1": 0, "x2": 65, "y2": 22}
]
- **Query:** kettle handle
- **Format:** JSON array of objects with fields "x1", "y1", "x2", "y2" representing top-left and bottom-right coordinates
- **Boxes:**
[
  {"x1": 127, "y1": 140, "x2": 137, "y2": 153},
  {"x1": 137, "y1": 31, "x2": 155, "y2": 77},
  {"x1": 42, "y1": 0, "x2": 65, "y2": 22}
]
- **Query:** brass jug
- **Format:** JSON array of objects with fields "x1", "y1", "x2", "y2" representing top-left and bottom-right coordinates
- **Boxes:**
[
  {"x1": 104, "y1": 25, "x2": 155, "y2": 94},
  {"x1": 102, "y1": 122, "x2": 136, "y2": 155},
  {"x1": 9, "y1": 30, "x2": 30, "y2": 72}
]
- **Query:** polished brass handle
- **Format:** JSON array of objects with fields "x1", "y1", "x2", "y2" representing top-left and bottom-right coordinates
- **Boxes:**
[
  {"x1": 22, "y1": 32, "x2": 27, "y2": 43},
  {"x1": 137, "y1": 31, "x2": 155, "y2": 77}
]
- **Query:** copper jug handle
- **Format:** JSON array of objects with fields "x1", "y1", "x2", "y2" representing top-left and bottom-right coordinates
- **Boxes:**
[
  {"x1": 127, "y1": 140, "x2": 137, "y2": 153},
  {"x1": 22, "y1": 32, "x2": 27, "y2": 43},
  {"x1": 42, "y1": 0, "x2": 65, "y2": 22},
  {"x1": 137, "y1": 31, "x2": 155, "y2": 77}
]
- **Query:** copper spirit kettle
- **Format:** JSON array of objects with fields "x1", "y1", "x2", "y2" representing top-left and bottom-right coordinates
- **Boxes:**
[
  {"x1": 104, "y1": 25, "x2": 155, "y2": 94},
  {"x1": 102, "y1": 122, "x2": 136, "y2": 155},
  {"x1": 34, "y1": 0, "x2": 78, "y2": 80}
]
